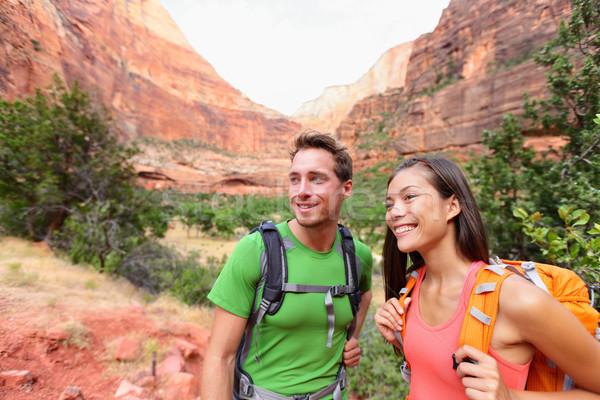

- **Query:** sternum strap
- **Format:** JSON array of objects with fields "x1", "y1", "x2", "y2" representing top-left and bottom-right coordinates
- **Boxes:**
[{"x1": 282, "y1": 283, "x2": 354, "y2": 348}]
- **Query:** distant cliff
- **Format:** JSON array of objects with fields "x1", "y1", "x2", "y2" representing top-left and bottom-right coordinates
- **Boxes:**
[
  {"x1": 0, "y1": 0, "x2": 299, "y2": 154},
  {"x1": 292, "y1": 42, "x2": 413, "y2": 135},
  {"x1": 337, "y1": 0, "x2": 572, "y2": 158}
]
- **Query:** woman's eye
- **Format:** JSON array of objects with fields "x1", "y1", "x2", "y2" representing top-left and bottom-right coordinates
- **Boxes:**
[
  {"x1": 385, "y1": 202, "x2": 394, "y2": 210},
  {"x1": 404, "y1": 194, "x2": 417, "y2": 201}
]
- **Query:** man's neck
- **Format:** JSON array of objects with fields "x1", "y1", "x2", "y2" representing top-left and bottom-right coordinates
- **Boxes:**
[{"x1": 287, "y1": 219, "x2": 339, "y2": 252}]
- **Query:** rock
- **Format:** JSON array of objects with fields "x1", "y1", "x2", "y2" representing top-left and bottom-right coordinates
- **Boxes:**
[
  {"x1": 173, "y1": 338, "x2": 199, "y2": 358},
  {"x1": 156, "y1": 346, "x2": 185, "y2": 377},
  {"x1": 0, "y1": 0, "x2": 299, "y2": 155},
  {"x1": 0, "y1": 370, "x2": 34, "y2": 389},
  {"x1": 115, "y1": 337, "x2": 142, "y2": 362},
  {"x1": 114, "y1": 380, "x2": 149, "y2": 399},
  {"x1": 337, "y1": 0, "x2": 572, "y2": 156},
  {"x1": 158, "y1": 372, "x2": 199, "y2": 400},
  {"x1": 47, "y1": 328, "x2": 68, "y2": 341},
  {"x1": 59, "y1": 385, "x2": 85, "y2": 400}
]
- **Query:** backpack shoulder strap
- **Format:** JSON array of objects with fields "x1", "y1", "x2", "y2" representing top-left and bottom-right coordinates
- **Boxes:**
[
  {"x1": 337, "y1": 223, "x2": 361, "y2": 315},
  {"x1": 396, "y1": 269, "x2": 421, "y2": 348},
  {"x1": 248, "y1": 220, "x2": 287, "y2": 327},
  {"x1": 396, "y1": 268, "x2": 421, "y2": 383},
  {"x1": 458, "y1": 263, "x2": 514, "y2": 353}
]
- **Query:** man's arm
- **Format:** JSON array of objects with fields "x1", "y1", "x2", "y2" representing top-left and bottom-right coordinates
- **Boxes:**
[
  {"x1": 200, "y1": 306, "x2": 247, "y2": 400},
  {"x1": 343, "y1": 289, "x2": 372, "y2": 367}
]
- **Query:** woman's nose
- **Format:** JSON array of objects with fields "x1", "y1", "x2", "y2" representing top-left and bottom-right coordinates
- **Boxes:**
[{"x1": 389, "y1": 203, "x2": 406, "y2": 218}]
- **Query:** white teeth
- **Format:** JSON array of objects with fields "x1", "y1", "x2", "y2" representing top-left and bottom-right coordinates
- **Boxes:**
[
  {"x1": 395, "y1": 226, "x2": 416, "y2": 234},
  {"x1": 299, "y1": 204, "x2": 315, "y2": 209}
]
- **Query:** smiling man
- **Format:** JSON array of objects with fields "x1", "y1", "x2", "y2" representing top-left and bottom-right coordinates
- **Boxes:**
[{"x1": 201, "y1": 130, "x2": 373, "y2": 400}]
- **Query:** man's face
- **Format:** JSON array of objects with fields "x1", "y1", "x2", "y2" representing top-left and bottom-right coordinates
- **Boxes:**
[{"x1": 288, "y1": 148, "x2": 352, "y2": 229}]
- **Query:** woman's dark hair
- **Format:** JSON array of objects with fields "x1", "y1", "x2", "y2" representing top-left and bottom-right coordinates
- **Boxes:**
[{"x1": 382, "y1": 157, "x2": 489, "y2": 302}]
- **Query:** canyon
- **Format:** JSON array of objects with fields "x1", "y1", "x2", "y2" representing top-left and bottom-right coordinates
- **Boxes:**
[{"x1": 0, "y1": 0, "x2": 572, "y2": 193}]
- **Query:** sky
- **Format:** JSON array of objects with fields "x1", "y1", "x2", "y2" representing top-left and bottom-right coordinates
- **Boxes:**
[{"x1": 159, "y1": 0, "x2": 450, "y2": 116}]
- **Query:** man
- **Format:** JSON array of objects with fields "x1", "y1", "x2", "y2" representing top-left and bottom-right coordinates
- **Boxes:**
[{"x1": 201, "y1": 130, "x2": 373, "y2": 400}]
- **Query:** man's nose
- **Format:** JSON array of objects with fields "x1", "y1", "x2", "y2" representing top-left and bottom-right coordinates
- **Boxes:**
[{"x1": 298, "y1": 179, "x2": 312, "y2": 197}]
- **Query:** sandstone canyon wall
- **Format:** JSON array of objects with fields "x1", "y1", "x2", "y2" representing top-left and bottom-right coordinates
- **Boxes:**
[
  {"x1": 337, "y1": 0, "x2": 572, "y2": 158},
  {"x1": 0, "y1": 0, "x2": 574, "y2": 193},
  {"x1": 0, "y1": 0, "x2": 300, "y2": 155}
]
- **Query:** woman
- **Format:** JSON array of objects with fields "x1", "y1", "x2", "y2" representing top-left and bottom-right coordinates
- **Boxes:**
[{"x1": 374, "y1": 157, "x2": 600, "y2": 399}]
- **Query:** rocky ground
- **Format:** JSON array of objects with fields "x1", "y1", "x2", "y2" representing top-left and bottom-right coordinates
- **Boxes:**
[{"x1": 0, "y1": 237, "x2": 215, "y2": 400}]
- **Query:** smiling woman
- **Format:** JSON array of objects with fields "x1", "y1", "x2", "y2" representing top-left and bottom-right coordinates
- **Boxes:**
[{"x1": 374, "y1": 157, "x2": 600, "y2": 400}]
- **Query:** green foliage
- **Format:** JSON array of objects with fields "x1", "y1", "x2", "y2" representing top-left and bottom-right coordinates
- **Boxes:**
[
  {"x1": 514, "y1": 205, "x2": 600, "y2": 297},
  {"x1": 468, "y1": 0, "x2": 600, "y2": 260},
  {"x1": 341, "y1": 161, "x2": 395, "y2": 250},
  {"x1": 166, "y1": 192, "x2": 292, "y2": 239},
  {"x1": 0, "y1": 75, "x2": 169, "y2": 272},
  {"x1": 357, "y1": 120, "x2": 394, "y2": 150},
  {"x1": 348, "y1": 308, "x2": 409, "y2": 399},
  {"x1": 117, "y1": 241, "x2": 221, "y2": 306},
  {"x1": 466, "y1": 114, "x2": 545, "y2": 258}
]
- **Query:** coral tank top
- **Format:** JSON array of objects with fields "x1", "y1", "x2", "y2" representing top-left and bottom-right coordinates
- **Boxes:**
[{"x1": 404, "y1": 261, "x2": 531, "y2": 399}]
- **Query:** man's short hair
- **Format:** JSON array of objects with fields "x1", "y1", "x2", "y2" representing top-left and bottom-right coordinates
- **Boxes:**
[{"x1": 289, "y1": 130, "x2": 353, "y2": 182}]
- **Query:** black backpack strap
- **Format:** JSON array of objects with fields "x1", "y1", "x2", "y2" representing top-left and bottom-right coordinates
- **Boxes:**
[{"x1": 337, "y1": 223, "x2": 362, "y2": 339}]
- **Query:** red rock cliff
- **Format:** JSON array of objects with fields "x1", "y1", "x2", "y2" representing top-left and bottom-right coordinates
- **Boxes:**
[
  {"x1": 337, "y1": 0, "x2": 572, "y2": 155},
  {"x1": 0, "y1": 0, "x2": 300, "y2": 154}
]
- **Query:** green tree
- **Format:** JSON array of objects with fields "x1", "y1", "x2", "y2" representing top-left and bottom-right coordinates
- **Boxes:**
[
  {"x1": 0, "y1": 75, "x2": 167, "y2": 271},
  {"x1": 468, "y1": 0, "x2": 600, "y2": 258}
]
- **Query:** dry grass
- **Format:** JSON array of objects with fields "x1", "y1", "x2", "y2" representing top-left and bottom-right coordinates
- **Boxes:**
[
  {"x1": 159, "y1": 221, "x2": 239, "y2": 261},
  {"x1": 0, "y1": 236, "x2": 219, "y2": 332}
]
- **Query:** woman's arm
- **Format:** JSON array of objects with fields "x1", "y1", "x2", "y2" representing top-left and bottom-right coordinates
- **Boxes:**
[{"x1": 455, "y1": 275, "x2": 600, "y2": 399}]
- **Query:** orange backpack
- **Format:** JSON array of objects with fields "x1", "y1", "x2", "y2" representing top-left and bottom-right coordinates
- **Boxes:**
[{"x1": 396, "y1": 258, "x2": 600, "y2": 391}]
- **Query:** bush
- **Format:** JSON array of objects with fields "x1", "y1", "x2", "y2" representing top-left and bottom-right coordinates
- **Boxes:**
[
  {"x1": 514, "y1": 205, "x2": 600, "y2": 305},
  {"x1": 116, "y1": 241, "x2": 221, "y2": 306},
  {"x1": 347, "y1": 308, "x2": 409, "y2": 399}
]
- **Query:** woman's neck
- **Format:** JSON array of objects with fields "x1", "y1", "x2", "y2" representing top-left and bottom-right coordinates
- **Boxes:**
[{"x1": 420, "y1": 237, "x2": 473, "y2": 286}]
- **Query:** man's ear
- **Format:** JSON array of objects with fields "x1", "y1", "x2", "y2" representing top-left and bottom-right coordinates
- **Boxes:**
[
  {"x1": 342, "y1": 179, "x2": 353, "y2": 199},
  {"x1": 446, "y1": 195, "x2": 461, "y2": 221}
]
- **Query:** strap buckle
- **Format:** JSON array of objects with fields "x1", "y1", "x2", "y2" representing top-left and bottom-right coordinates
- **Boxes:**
[
  {"x1": 330, "y1": 285, "x2": 349, "y2": 297},
  {"x1": 292, "y1": 395, "x2": 311, "y2": 400},
  {"x1": 239, "y1": 376, "x2": 254, "y2": 397}
]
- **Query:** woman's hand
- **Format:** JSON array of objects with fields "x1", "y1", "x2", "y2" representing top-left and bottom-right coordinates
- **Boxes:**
[
  {"x1": 374, "y1": 297, "x2": 411, "y2": 347},
  {"x1": 454, "y1": 345, "x2": 516, "y2": 400}
]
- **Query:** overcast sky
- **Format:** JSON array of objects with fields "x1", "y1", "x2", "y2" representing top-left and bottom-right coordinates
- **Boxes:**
[{"x1": 159, "y1": 0, "x2": 450, "y2": 116}]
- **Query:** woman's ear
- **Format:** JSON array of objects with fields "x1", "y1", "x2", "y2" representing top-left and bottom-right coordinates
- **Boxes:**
[{"x1": 446, "y1": 195, "x2": 462, "y2": 221}]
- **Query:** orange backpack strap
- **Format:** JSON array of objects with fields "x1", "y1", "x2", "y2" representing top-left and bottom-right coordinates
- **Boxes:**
[
  {"x1": 458, "y1": 264, "x2": 514, "y2": 353},
  {"x1": 395, "y1": 269, "x2": 421, "y2": 348},
  {"x1": 395, "y1": 269, "x2": 421, "y2": 382}
]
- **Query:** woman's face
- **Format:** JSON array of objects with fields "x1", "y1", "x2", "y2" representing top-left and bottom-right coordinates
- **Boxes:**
[{"x1": 385, "y1": 166, "x2": 458, "y2": 255}]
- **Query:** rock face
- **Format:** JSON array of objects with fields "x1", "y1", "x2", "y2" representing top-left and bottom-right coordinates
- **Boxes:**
[
  {"x1": 337, "y1": 0, "x2": 572, "y2": 155},
  {"x1": 292, "y1": 42, "x2": 413, "y2": 135},
  {"x1": 0, "y1": 0, "x2": 300, "y2": 154}
]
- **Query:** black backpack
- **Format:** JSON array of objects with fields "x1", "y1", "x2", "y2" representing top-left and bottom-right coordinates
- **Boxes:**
[{"x1": 234, "y1": 220, "x2": 362, "y2": 400}]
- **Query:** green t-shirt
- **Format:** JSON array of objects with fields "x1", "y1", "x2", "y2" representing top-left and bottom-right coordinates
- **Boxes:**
[{"x1": 208, "y1": 221, "x2": 373, "y2": 398}]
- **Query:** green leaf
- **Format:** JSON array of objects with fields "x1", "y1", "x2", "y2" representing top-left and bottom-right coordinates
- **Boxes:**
[
  {"x1": 513, "y1": 208, "x2": 528, "y2": 220},
  {"x1": 572, "y1": 212, "x2": 590, "y2": 227}
]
